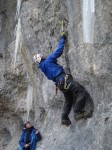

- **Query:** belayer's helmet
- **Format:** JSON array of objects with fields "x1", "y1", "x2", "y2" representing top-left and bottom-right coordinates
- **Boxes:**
[{"x1": 33, "y1": 53, "x2": 44, "y2": 64}]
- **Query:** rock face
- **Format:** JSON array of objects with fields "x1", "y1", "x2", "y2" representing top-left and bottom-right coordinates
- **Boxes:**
[{"x1": 0, "y1": 0, "x2": 112, "y2": 150}]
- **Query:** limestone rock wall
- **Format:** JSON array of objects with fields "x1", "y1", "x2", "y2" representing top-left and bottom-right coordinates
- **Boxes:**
[{"x1": 0, "y1": 0, "x2": 112, "y2": 150}]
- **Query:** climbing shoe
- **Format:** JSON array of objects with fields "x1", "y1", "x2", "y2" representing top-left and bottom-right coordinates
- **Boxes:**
[
  {"x1": 83, "y1": 111, "x2": 93, "y2": 119},
  {"x1": 61, "y1": 119, "x2": 71, "y2": 127},
  {"x1": 74, "y1": 112, "x2": 84, "y2": 121},
  {"x1": 74, "y1": 111, "x2": 93, "y2": 121}
]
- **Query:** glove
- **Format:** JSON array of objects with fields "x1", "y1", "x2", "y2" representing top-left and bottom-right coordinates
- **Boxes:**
[{"x1": 61, "y1": 32, "x2": 67, "y2": 40}]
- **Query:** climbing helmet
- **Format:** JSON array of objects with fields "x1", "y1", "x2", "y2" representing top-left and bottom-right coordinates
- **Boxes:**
[{"x1": 33, "y1": 53, "x2": 43, "y2": 64}]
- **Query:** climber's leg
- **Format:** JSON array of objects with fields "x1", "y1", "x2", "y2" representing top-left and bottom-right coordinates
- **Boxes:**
[
  {"x1": 73, "y1": 91, "x2": 86, "y2": 113},
  {"x1": 69, "y1": 80, "x2": 93, "y2": 121},
  {"x1": 74, "y1": 90, "x2": 94, "y2": 121},
  {"x1": 82, "y1": 92, "x2": 94, "y2": 119},
  {"x1": 61, "y1": 90, "x2": 73, "y2": 126}
]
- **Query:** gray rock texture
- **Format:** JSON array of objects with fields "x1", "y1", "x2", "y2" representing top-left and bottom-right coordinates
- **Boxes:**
[{"x1": 0, "y1": 0, "x2": 112, "y2": 150}]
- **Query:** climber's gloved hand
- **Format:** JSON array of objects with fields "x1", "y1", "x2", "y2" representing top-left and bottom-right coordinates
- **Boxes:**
[{"x1": 61, "y1": 31, "x2": 67, "y2": 40}]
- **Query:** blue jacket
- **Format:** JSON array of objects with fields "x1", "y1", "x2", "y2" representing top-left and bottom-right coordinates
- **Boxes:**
[
  {"x1": 39, "y1": 37, "x2": 66, "y2": 82},
  {"x1": 19, "y1": 127, "x2": 40, "y2": 150}
]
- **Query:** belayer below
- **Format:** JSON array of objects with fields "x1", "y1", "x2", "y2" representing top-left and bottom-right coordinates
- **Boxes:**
[
  {"x1": 33, "y1": 32, "x2": 94, "y2": 127},
  {"x1": 19, "y1": 121, "x2": 42, "y2": 150}
]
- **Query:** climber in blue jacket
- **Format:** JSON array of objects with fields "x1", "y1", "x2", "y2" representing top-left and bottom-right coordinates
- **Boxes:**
[
  {"x1": 33, "y1": 32, "x2": 93, "y2": 126},
  {"x1": 19, "y1": 121, "x2": 41, "y2": 150}
]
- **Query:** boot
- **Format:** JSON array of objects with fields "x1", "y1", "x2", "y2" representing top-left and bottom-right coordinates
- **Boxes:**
[
  {"x1": 61, "y1": 119, "x2": 71, "y2": 126},
  {"x1": 74, "y1": 111, "x2": 93, "y2": 121},
  {"x1": 74, "y1": 111, "x2": 84, "y2": 121},
  {"x1": 83, "y1": 111, "x2": 93, "y2": 119}
]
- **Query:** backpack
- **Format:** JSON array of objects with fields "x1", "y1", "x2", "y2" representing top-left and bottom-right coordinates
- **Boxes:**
[{"x1": 37, "y1": 131, "x2": 42, "y2": 141}]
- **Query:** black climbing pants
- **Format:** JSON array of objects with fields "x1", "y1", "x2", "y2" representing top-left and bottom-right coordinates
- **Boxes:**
[
  {"x1": 24, "y1": 147, "x2": 30, "y2": 150},
  {"x1": 56, "y1": 74, "x2": 88, "y2": 120}
]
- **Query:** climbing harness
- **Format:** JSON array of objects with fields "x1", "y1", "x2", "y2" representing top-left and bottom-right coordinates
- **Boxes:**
[{"x1": 55, "y1": 74, "x2": 72, "y2": 95}]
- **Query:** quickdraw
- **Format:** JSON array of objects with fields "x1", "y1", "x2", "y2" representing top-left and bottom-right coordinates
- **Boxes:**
[{"x1": 64, "y1": 75, "x2": 71, "y2": 90}]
